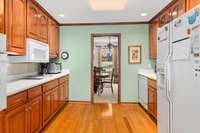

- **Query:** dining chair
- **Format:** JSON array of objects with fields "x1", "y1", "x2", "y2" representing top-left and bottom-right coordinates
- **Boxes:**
[{"x1": 102, "y1": 68, "x2": 115, "y2": 93}]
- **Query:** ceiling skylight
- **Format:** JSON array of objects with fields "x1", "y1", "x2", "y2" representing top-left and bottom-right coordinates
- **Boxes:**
[{"x1": 90, "y1": 0, "x2": 127, "y2": 11}]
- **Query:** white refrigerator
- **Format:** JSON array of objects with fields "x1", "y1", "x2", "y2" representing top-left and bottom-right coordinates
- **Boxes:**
[
  {"x1": 157, "y1": 23, "x2": 171, "y2": 133},
  {"x1": 157, "y1": 5, "x2": 200, "y2": 133},
  {"x1": 0, "y1": 33, "x2": 7, "y2": 111}
]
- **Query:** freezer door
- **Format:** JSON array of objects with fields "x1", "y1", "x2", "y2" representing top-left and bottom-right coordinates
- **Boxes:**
[
  {"x1": 172, "y1": 14, "x2": 189, "y2": 43},
  {"x1": 157, "y1": 24, "x2": 170, "y2": 71},
  {"x1": 157, "y1": 86, "x2": 170, "y2": 133}
]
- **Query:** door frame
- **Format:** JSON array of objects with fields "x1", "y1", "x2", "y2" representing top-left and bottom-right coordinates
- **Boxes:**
[{"x1": 91, "y1": 33, "x2": 121, "y2": 103}]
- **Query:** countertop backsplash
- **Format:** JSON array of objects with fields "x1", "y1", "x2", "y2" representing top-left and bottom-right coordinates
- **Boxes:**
[{"x1": 7, "y1": 63, "x2": 39, "y2": 82}]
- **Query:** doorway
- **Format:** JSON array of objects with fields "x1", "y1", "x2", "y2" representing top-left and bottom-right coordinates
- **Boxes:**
[{"x1": 91, "y1": 33, "x2": 121, "y2": 103}]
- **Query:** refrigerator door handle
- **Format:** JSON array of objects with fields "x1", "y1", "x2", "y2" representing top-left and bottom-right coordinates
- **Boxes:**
[
  {"x1": 165, "y1": 51, "x2": 173, "y2": 133},
  {"x1": 165, "y1": 65, "x2": 171, "y2": 103},
  {"x1": 165, "y1": 52, "x2": 172, "y2": 103}
]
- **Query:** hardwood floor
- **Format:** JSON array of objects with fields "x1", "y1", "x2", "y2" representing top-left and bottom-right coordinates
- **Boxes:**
[{"x1": 42, "y1": 103, "x2": 157, "y2": 133}]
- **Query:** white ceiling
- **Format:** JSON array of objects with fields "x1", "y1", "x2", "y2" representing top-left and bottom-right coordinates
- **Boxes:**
[{"x1": 37, "y1": 0, "x2": 172, "y2": 24}]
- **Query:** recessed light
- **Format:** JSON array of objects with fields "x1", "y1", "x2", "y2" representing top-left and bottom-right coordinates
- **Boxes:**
[
  {"x1": 141, "y1": 13, "x2": 148, "y2": 17},
  {"x1": 90, "y1": 0, "x2": 127, "y2": 11},
  {"x1": 59, "y1": 14, "x2": 65, "y2": 18}
]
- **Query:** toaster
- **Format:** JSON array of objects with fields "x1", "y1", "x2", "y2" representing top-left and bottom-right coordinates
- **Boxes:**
[{"x1": 48, "y1": 63, "x2": 62, "y2": 74}]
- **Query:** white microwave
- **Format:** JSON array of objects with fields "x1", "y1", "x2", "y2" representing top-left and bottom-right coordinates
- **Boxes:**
[
  {"x1": 0, "y1": 33, "x2": 6, "y2": 54},
  {"x1": 9, "y1": 38, "x2": 49, "y2": 63}
]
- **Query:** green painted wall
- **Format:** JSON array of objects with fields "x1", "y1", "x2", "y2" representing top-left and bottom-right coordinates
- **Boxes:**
[{"x1": 60, "y1": 25, "x2": 155, "y2": 102}]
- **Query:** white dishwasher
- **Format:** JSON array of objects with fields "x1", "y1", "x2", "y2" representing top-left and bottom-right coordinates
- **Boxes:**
[{"x1": 138, "y1": 74, "x2": 148, "y2": 110}]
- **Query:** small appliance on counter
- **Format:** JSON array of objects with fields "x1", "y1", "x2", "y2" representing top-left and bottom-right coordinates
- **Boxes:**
[
  {"x1": 39, "y1": 63, "x2": 49, "y2": 75},
  {"x1": 48, "y1": 62, "x2": 62, "y2": 74}
]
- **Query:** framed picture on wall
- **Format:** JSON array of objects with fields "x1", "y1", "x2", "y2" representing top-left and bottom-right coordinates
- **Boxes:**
[{"x1": 128, "y1": 45, "x2": 142, "y2": 64}]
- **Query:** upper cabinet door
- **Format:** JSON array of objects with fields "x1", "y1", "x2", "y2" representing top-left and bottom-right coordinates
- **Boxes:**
[
  {"x1": 149, "y1": 18, "x2": 159, "y2": 59},
  {"x1": 6, "y1": 0, "x2": 26, "y2": 55},
  {"x1": 27, "y1": 0, "x2": 48, "y2": 43},
  {"x1": 0, "y1": 0, "x2": 5, "y2": 33},
  {"x1": 159, "y1": 9, "x2": 171, "y2": 27},
  {"x1": 27, "y1": 0, "x2": 39, "y2": 40},
  {"x1": 171, "y1": 0, "x2": 186, "y2": 20},
  {"x1": 187, "y1": 0, "x2": 200, "y2": 10},
  {"x1": 48, "y1": 19, "x2": 59, "y2": 58},
  {"x1": 54, "y1": 23, "x2": 59, "y2": 57},
  {"x1": 39, "y1": 11, "x2": 48, "y2": 43}
]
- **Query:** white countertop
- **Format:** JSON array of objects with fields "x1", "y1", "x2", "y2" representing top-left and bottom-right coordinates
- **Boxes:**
[
  {"x1": 6, "y1": 69, "x2": 70, "y2": 96},
  {"x1": 138, "y1": 69, "x2": 157, "y2": 80}
]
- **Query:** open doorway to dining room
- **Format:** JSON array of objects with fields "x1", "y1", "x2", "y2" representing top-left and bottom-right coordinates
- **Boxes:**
[{"x1": 91, "y1": 33, "x2": 121, "y2": 103}]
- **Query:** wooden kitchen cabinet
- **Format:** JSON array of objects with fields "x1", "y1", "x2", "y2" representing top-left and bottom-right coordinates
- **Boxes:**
[
  {"x1": 0, "y1": 75, "x2": 69, "y2": 132},
  {"x1": 39, "y1": 11, "x2": 48, "y2": 43},
  {"x1": 6, "y1": 0, "x2": 26, "y2": 55},
  {"x1": 59, "y1": 76, "x2": 69, "y2": 105},
  {"x1": 48, "y1": 19, "x2": 59, "y2": 58},
  {"x1": 0, "y1": 112, "x2": 4, "y2": 133},
  {"x1": 160, "y1": 0, "x2": 186, "y2": 27},
  {"x1": 4, "y1": 105, "x2": 27, "y2": 133},
  {"x1": 149, "y1": 18, "x2": 159, "y2": 59},
  {"x1": 27, "y1": 0, "x2": 39, "y2": 41},
  {"x1": 148, "y1": 86, "x2": 157, "y2": 118},
  {"x1": 26, "y1": 96, "x2": 42, "y2": 133},
  {"x1": 51, "y1": 87, "x2": 59, "y2": 113},
  {"x1": 59, "y1": 82, "x2": 68, "y2": 106},
  {"x1": 171, "y1": 0, "x2": 186, "y2": 20},
  {"x1": 42, "y1": 79, "x2": 60, "y2": 125},
  {"x1": 0, "y1": 0, "x2": 5, "y2": 33},
  {"x1": 148, "y1": 79, "x2": 157, "y2": 119},
  {"x1": 187, "y1": 0, "x2": 200, "y2": 10},
  {"x1": 149, "y1": 0, "x2": 186, "y2": 59},
  {"x1": 159, "y1": 8, "x2": 171, "y2": 27},
  {"x1": 27, "y1": 0, "x2": 48, "y2": 43},
  {"x1": 42, "y1": 90, "x2": 52, "y2": 125}
]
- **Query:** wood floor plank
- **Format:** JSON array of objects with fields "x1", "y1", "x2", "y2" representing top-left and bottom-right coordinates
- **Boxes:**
[{"x1": 42, "y1": 103, "x2": 157, "y2": 133}]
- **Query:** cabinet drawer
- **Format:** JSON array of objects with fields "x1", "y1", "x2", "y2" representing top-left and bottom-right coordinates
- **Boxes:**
[
  {"x1": 28, "y1": 86, "x2": 42, "y2": 100},
  {"x1": 59, "y1": 76, "x2": 68, "y2": 84},
  {"x1": 43, "y1": 79, "x2": 59, "y2": 92},
  {"x1": 148, "y1": 79, "x2": 157, "y2": 89},
  {"x1": 7, "y1": 91, "x2": 27, "y2": 110}
]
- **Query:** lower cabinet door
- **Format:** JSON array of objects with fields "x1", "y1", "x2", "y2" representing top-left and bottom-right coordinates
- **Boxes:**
[
  {"x1": 148, "y1": 87, "x2": 157, "y2": 118},
  {"x1": 51, "y1": 87, "x2": 59, "y2": 113},
  {"x1": 65, "y1": 80, "x2": 69, "y2": 101},
  {"x1": 59, "y1": 83, "x2": 66, "y2": 106},
  {"x1": 4, "y1": 105, "x2": 27, "y2": 133},
  {"x1": 43, "y1": 90, "x2": 52, "y2": 125},
  {"x1": 27, "y1": 96, "x2": 42, "y2": 133}
]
